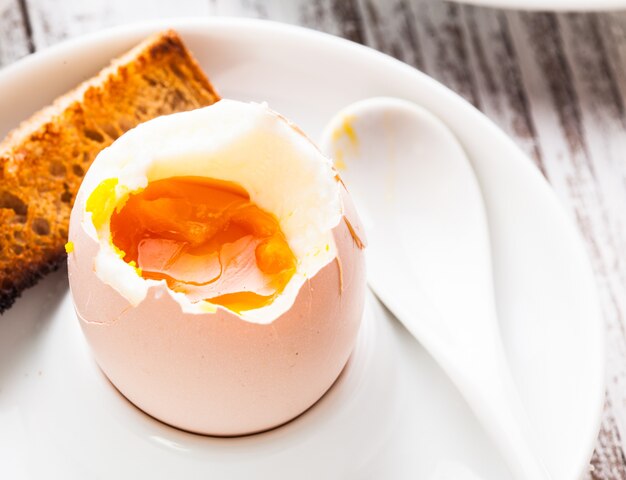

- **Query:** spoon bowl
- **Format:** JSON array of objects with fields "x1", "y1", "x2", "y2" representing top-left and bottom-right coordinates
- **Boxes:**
[{"x1": 320, "y1": 97, "x2": 551, "y2": 480}]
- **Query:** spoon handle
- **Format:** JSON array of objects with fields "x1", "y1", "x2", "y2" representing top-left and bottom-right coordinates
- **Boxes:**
[
  {"x1": 450, "y1": 348, "x2": 552, "y2": 480},
  {"x1": 368, "y1": 257, "x2": 551, "y2": 480}
]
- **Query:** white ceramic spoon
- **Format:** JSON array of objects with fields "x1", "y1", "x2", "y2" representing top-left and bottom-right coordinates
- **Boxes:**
[{"x1": 320, "y1": 97, "x2": 551, "y2": 480}]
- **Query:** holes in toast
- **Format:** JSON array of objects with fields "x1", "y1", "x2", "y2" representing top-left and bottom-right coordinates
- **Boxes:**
[
  {"x1": 0, "y1": 191, "x2": 28, "y2": 216},
  {"x1": 12, "y1": 230, "x2": 25, "y2": 253},
  {"x1": 49, "y1": 161, "x2": 66, "y2": 178},
  {"x1": 142, "y1": 75, "x2": 157, "y2": 87},
  {"x1": 72, "y1": 164, "x2": 85, "y2": 177},
  {"x1": 82, "y1": 152, "x2": 91, "y2": 164},
  {"x1": 84, "y1": 128, "x2": 105, "y2": 143},
  {"x1": 136, "y1": 105, "x2": 147, "y2": 115},
  {"x1": 169, "y1": 62, "x2": 185, "y2": 80},
  {"x1": 60, "y1": 191, "x2": 72, "y2": 204},
  {"x1": 59, "y1": 228, "x2": 68, "y2": 239},
  {"x1": 169, "y1": 89, "x2": 185, "y2": 109},
  {"x1": 102, "y1": 123, "x2": 120, "y2": 140},
  {"x1": 32, "y1": 218, "x2": 50, "y2": 236}
]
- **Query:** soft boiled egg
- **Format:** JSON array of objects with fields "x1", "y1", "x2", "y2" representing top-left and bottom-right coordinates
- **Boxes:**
[{"x1": 67, "y1": 99, "x2": 366, "y2": 436}]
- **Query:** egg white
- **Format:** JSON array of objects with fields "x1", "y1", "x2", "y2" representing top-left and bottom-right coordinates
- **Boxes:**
[{"x1": 77, "y1": 100, "x2": 342, "y2": 324}]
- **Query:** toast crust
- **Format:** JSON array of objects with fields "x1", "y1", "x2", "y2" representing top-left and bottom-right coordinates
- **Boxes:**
[{"x1": 0, "y1": 30, "x2": 220, "y2": 312}]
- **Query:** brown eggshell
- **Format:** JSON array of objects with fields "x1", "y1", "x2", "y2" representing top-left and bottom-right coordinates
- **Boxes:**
[{"x1": 67, "y1": 183, "x2": 366, "y2": 436}]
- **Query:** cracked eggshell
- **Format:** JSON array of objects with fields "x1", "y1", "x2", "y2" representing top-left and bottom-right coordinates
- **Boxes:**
[{"x1": 67, "y1": 136, "x2": 366, "y2": 435}]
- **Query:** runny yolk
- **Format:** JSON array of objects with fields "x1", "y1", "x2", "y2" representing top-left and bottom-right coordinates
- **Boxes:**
[{"x1": 109, "y1": 176, "x2": 297, "y2": 313}]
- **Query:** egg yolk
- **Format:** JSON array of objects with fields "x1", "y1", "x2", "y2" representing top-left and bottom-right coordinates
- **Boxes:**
[{"x1": 109, "y1": 176, "x2": 297, "y2": 313}]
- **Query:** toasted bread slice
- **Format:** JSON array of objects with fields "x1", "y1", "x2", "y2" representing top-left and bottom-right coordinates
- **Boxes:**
[{"x1": 0, "y1": 30, "x2": 220, "y2": 312}]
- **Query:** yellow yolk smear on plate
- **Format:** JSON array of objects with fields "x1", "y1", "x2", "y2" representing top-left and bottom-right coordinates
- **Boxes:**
[{"x1": 109, "y1": 176, "x2": 297, "y2": 313}]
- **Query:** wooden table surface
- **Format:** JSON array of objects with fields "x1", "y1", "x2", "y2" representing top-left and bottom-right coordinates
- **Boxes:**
[{"x1": 2, "y1": 0, "x2": 626, "y2": 477}]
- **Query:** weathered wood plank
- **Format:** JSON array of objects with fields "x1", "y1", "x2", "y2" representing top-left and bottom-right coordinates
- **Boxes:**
[
  {"x1": 551, "y1": 14, "x2": 626, "y2": 478},
  {"x1": 210, "y1": 0, "x2": 367, "y2": 41},
  {"x1": 23, "y1": 0, "x2": 209, "y2": 48},
  {"x1": 505, "y1": 10, "x2": 626, "y2": 477},
  {"x1": 460, "y1": 7, "x2": 543, "y2": 170},
  {"x1": 558, "y1": 10, "x2": 626, "y2": 376},
  {"x1": 588, "y1": 402, "x2": 626, "y2": 479},
  {"x1": 0, "y1": 0, "x2": 30, "y2": 68},
  {"x1": 596, "y1": 13, "x2": 626, "y2": 112},
  {"x1": 409, "y1": 0, "x2": 481, "y2": 106},
  {"x1": 594, "y1": 27, "x2": 626, "y2": 470}
]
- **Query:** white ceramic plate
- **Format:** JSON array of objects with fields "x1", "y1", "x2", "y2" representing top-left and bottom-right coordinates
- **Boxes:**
[
  {"x1": 448, "y1": 0, "x2": 626, "y2": 11},
  {"x1": 0, "y1": 18, "x2": 604, "y2": 480}
]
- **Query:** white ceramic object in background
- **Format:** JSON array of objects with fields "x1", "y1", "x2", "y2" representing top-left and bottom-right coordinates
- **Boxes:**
[
  {"x1": 0, "y1": 18, "x2": 604, "y2": 480},
  {"x1": 320, "y1": 97, "x2": 550, "y2": 479},
  {"x1": 444, "y1": 0, "x2": 626, "y2": 11}
]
